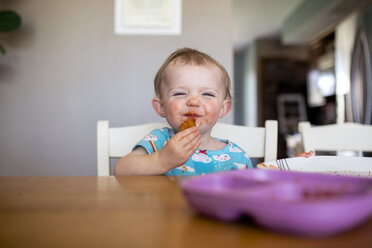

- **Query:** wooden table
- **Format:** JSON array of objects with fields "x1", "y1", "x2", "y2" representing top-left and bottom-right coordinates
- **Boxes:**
[{"x1": 1, "y1": 176, "x2": 372, "y2": 248}]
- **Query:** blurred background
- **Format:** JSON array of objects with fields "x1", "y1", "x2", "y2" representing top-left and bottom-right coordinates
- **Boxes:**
[{"x1": 1, "y1": 0, "x2": 371, "y2": 175}]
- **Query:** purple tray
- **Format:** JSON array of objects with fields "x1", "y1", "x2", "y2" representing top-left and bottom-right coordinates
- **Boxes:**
[{"x1": 180, "y1": 169, "x2": 372, "y2": 237}]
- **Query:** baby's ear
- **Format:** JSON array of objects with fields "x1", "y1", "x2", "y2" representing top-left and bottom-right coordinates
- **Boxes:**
[
  {"x1": 152, "y1": 98, "x2": 165, "y2": 118},
  {"x1": 218, "y1": 99, "x2": 232, "y2": 119}
]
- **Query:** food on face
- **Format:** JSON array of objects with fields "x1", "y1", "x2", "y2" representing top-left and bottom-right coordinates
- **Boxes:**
[{"x1": 179, "y1": 117, "x2": 196, "y2": 131}]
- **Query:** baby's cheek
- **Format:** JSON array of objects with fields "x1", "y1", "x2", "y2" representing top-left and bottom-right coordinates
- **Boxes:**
[
  {"x1": 168, "y1": 100, "x2": 182, "y2": 114},
  {"x1": 202, "y1": 103, "x2": 220, "y2": 125},
  {"x1": 165, "y1": 100, "x2": 184, "y2": 127}
]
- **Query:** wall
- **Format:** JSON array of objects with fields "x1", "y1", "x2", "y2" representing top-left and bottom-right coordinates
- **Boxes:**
[
  {"x1": 256, "y1": 39, "x2": 309, "y2": 59},
  {"x1": 233, "y1": 43, "x2": 257, "y2": 127},
  {"x1": 233, "y1": 48, "x2": 246, "y2": 125},
  {"x1": 0, "y1": 0, "x2": 232, "y2": 176},
  {"x1": 244, "y1": 42, "x2": 258, "y2": 127}
]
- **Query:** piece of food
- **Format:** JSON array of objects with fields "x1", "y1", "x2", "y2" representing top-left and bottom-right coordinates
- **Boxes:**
[
  {"x1": 257, "y1": 163, "x2": 279, "y2": 170},
  {"x1": 179, "y1": 118, "x2": 196, "y2": 131}
]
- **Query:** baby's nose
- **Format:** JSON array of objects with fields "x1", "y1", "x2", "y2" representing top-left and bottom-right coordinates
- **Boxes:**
[{"x1": 186, "y1": 96, "x2": 200, "y2": 106}]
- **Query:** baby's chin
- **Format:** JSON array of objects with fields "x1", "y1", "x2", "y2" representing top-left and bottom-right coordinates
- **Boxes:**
[{"x1": 196, "y1": 118, "x2": 214, "y2": 129}]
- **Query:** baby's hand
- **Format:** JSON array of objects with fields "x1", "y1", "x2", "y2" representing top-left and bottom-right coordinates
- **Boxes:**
[
  {"x1": 158, "y1": 126, "x2": 201, "y2": 170},
  {"x1": 296, "y1": 150, "x2": 314, "y2": 158}
]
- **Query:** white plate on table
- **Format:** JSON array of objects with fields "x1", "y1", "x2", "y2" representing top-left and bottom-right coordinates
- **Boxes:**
[{"x1": 257, "y1": 156, "x2": 372, "y2": 178}]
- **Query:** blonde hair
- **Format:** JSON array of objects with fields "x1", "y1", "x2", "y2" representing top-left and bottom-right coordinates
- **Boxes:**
[{"x1": 154, "y1": 48, "x2": 232, "y2": 99}]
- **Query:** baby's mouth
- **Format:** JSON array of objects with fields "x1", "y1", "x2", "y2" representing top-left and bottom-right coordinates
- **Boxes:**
[{"x1": 185, "y1": 112, "x2": 201, "y2": 118}]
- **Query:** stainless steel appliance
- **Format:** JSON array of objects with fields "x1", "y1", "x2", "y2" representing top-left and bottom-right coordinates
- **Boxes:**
[{"x1": 348, "y1": 5, "x2": 372, "y2": 124}]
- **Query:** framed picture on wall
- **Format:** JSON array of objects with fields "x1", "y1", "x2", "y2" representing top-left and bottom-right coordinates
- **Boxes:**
[{"x1": 115, "y1": 0, "x2": 182, "y2": 35}]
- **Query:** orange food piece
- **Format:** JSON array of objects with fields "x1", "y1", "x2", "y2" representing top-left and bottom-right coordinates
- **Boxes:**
[{"x1": 179, "y1": 118, "x2": 196, "y2": 131}]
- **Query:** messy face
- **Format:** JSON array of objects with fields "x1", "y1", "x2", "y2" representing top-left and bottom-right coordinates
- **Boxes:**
[{"x1": 152, "y1": 62, "x2": 231, "y2": 135}]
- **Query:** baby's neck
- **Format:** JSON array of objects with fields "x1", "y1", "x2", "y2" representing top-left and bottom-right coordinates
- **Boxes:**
[{"x1": 199, "y1": 134, "x2": 226, "y2": 151}]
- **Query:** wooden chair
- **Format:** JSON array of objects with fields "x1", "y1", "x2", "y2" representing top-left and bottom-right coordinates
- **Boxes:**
[
  {"x1": 299, "y1": 121, "x2": 372, "y2": 156},
  {"x1": 97, "y1": 120, "x2": 278, "y2": 176}
]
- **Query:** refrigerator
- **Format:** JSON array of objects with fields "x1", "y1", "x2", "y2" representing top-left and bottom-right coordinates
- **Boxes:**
[{"x1": 344, "y1": 5, "x2": 372, "y2": 124}]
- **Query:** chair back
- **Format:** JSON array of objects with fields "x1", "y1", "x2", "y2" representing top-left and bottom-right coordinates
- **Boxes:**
[
  {"x1": 211, "y1": 120, "x2": 277, "y2": 162},
  {"x1": 299, "y1": 121, "x2": 372, "y2": 156},
  {"x1": 97, "y1": 120, "x2": 278, "y2": 176}
]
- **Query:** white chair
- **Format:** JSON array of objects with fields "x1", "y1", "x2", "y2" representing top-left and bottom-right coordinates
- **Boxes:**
[
  {"x1": 97, "y1": 120, "x2": 278, "y2": 176},
  {"x1": 97, "y1": 121, "x2": 169, "y2": 176},
  {"x1": 299, "y1": 121, "x2": 372, "y2": 156},
  {"x1": 211, "y1": 121, "x2": 278, "y2": 162}
]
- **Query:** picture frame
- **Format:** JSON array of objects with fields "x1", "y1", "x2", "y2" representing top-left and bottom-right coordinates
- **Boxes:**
[{"x1": 114, "y1": 0, "x2": 182, "y2": 35}]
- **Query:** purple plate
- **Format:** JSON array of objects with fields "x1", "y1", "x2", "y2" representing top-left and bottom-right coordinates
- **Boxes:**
[{"x1": 180, "y1": 169, "x2": 372, "y2": 237}]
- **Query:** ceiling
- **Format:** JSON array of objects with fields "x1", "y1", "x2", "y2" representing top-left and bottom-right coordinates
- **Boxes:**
[{"x1": 233, "y1": 0, "x2": 305, "y2": 49}]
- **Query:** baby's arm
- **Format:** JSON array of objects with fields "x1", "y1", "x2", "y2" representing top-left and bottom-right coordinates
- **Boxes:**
[{"x1": 114, "y1": 127, "x2": 201, "y2": 175}]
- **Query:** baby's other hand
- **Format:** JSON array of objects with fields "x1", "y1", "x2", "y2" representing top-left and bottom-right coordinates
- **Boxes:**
[{"x1": 296, "y1": 150, "x2": 314, "y2": 158}]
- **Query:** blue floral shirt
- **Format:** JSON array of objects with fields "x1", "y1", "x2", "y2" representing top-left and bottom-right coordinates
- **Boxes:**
[{"x1": 133, "y1": 127, "x2": 253, "y2": 175}]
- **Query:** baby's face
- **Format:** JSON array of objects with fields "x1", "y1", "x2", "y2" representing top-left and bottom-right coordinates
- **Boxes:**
[{"x1": 155, "y1": 63, "x2": 231, "y2": 134}]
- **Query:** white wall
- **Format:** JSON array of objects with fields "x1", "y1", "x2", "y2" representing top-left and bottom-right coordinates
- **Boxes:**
[
  {"x1": 0, "y1": 0, "x2": 233, "y2": 176},
  {"x1": 243, "y1": 42, "x2": 257, "y2": 127}
]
